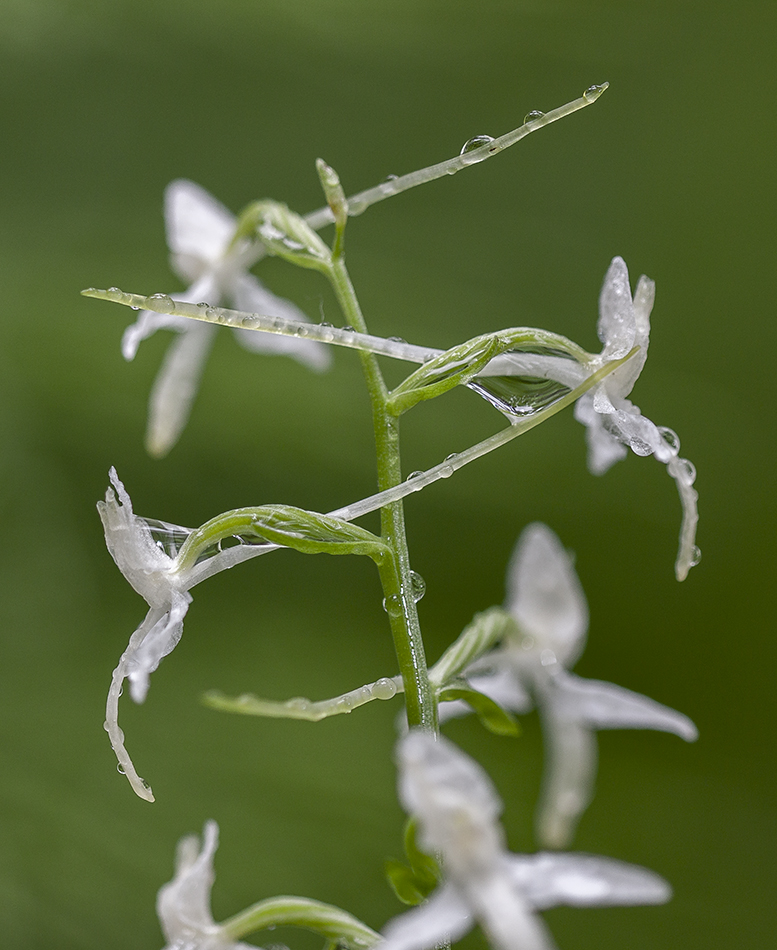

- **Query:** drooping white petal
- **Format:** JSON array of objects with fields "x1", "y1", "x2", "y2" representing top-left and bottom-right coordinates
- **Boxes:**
[
  {"x1": 126, "y1": 590, "x2": 192, "y2": 703},
  {"x1": 573, "y1": 394, "x2": 629, "y2": 474},
  {"x1": 535, "y1": 701, "x2": 597, "y2": 850},
  {"x1": 231, "y1": 273, "x2": 332, "y2": 371},
  {"x1": 553, "y1": 672, "x2": 698, "y2": 741},
  {"x1": 508, "y1": 852, "x2": 671, "y2": 909},
  {"x1": 505, "y1": 523, "x2": 588, "y2": 667},
  {"x1": 165, "y1": 179, "x2": 236, "y2": 281},
  {"x1": 145, "y1": 321, "x2": 219, "y2": 459},
  {"x1": 381, "y1": 883, "x2": 473, "y2": 950}
]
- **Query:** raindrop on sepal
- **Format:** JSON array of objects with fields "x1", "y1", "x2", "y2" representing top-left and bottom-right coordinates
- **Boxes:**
[
  {"x1": 467, "y1": 374, "x2": 571, "y2": 417},
  {"x1": 406, "y1": 471, "x2": 424, "y2": 481},
  {"x1": 460, "y1": 135, "x2": 494, "y2": 155},
  {"x1": 408, "y1": 571, "x2": 426, "y2": 604},
  {"x1": 524, "y1": 110, "x2": 545, "y2": 123},
  {"x1": 373, "y1": 677, "x2": 398, "y2": 700},
  {"x1": 689, "y1": 545, "x2": 702, "y2": 568},
  {"x1": 583, "y1": 83, "x2": 609, "y2": 102},
  {"x1": 147, "y1": 293, "x2": 175, "y2": 314}
]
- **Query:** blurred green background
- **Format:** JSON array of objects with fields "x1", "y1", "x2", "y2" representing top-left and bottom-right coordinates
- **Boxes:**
[{"x1": 0, "y1": 1, "x2": 774, "y2": 947}]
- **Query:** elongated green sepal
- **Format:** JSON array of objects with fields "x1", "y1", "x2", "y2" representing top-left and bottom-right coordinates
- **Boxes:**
[
  {"x1": 239, "y1": 199, "x2": 332, "y2": 271},
  {"x1": 388, "y1": 335, "x2": 502, "y2": 415},
  {"x1": 175, "y1": 505, "x2": 389, "y2": 573},
  {"x1": 439, "y1": 680, "x2": 521, "y2": 736},
  {"x1": 221, "y1": 896, "x2": 381, "y2": 950},
  {"x1": 429, "y1": 607, "x2": 514, "y2": 686},
  {"x1": 203, "y1": 675, "x2": 402, "y2": 721}
]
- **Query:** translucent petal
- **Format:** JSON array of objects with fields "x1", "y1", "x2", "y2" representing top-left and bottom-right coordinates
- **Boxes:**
[
  {"x1": 535, "y1": 703, "x2": 597, "y2": 849},
  {"x1": 504, "y1": 523, "x2": 588, "y2": 667},
  {"x1": 470, "y1": 869, "x2": 557, "y2": 950},
  {"x1": 507, "y1": 852, "x2": 671, "y2": 909},
  {"x1": 126, "y1": 591, "x2": 192, "y2": 703},
  {"x1": 553, "y1": 672, "x2": 698, "y2": 741},
  {"x1": 399, "y1": 732, "x2": 504, "y2": 865},
  {"x1": 157, "y1": 821, "x2": 222, "y2": 945},
  {"x1": 231, "y1": 273, "x2": 332, "y2": 371},
  {"x1": 165, "y1": 179, "x2": 235, "y2": 279},
  {"x1": 145, "y1": 322, "x2": 218, "y2": 458},
  {"x1": 381, "y1": 883, "x2": 472, "y2": 950},
  {"x1": 97, "y1": 468, "x2": 176, "y2": 606},
  {"x1": 597, "y1": 257, "x2": 636, "y2": 358}
]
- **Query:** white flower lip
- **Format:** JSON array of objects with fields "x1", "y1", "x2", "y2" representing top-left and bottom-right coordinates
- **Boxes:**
[
  {"x1": 122, "y1": 179, "x2": 331, "y2": 458},
  {"x1": 381, "y1": 732, "x2": 672, "y2": 950}
]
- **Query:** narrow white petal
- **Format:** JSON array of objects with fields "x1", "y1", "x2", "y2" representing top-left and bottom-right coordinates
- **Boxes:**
[
  {"x1": 158, "y1": 820, "x2": 222, "y2": 944},
  {"x1": 381, "y1": 883, "x2": 472, "y2": 950},
  {"x1": 231, "y1": 274, "x2": 332, "y2": 371},
  {"x1": 126, "y1": 591, "x2": 192, "y2": 703},
  {"x1": 165, "y1": 179, "x2": 236, "y2": 279},
  {"x1": 597, "y1": 257, "x2": 636, "y2": 358},
  {"x1": 121, "y1": 274, "x2": 218, "y2": 361},
  {"x1": 505, "y1": 524, "x2": 588, "y2": 667},
  {"x1": 668, "y1": 454, "x2": 700, "y2": 582},
  {"x1": 508, "y1": 852, "x2": 671, "y2": 909},
  {"x1": 535, "y1": 703, "x2": 597, "y2": 849},
  {"x1": 145, "y1": 322, "x2": 218, "y2": 458},
  {"x1": 470, "y1": 869, "x2": 557, "y2": 950},
  {"x1": 574, "y1": 394, "x2": 629, "y2": 475},
  {"x1": 554, "y1": 673, "x2": 698, "y2": 741}
]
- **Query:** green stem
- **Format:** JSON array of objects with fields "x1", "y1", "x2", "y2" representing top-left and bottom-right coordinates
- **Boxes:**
[{"x1": 328, "y1": 256, "x2": 437, "y2": 733}]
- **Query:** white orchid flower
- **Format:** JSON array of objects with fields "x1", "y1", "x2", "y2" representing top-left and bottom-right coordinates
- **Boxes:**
[
  {"x1": 98, "y1": 467, "x2": 276, "y2": 800},
  {"x1": 444, "y1": 523, "x2": 698, "y2": 849},
  {"x1": 123, "y1": 179, "x2": 331, "y2": 457},
  {"x1": 381, "y1": 731, "x2": 671, "y2": 950},
  {"x1": 158, "y1": 821, "x2": 262, "y2": 950},
  {"x1": 573, "y1": 256, "x2": 699, "y2": 580}
]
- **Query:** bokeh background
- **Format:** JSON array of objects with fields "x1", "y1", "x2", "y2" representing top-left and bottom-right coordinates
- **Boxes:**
[{"x1": 0, "y1": 1, "x2": 774, "y2": 947}]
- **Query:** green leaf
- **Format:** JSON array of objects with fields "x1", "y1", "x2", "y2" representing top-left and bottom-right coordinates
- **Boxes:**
[
  {"x1": 385, "y1": 860, "x2": 429, "y2": 906},
  {"x1": 175, "y1": 505, "x2": 389, "y2": 573},
  {"x1": 385, "y1": 819, "x2": 441, "y2": 907},
  {"x1": 439, "y1": 681, "x2": 521, "y2": 736}
]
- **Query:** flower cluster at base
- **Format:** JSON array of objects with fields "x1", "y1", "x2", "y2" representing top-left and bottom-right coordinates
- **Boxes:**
[
  {"x1": 123, "y1": 180, "x2": 331, "y2": 458},
  {"x1": 380, "y1": 731, "x2": 671, "y2": 950},
  {"x1": 441, "y1": 523, "x2": 698, "y2": 848}
]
